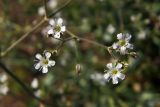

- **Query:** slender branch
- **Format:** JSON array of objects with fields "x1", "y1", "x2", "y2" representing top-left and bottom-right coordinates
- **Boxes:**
[
  {"x1": 0, "y1": 62, "x2": 53, "y2": 106},
  {"x1": 1, "y1": 0, "x2": 72, "y2": 57},
  {"x1": 66, "y1": 30, "x2": 108, "y2": 49},
  {"x1": 48, "y1": 0, "x2": 72, "y2": 18},
  {"x1": 1, "y1": 19, "x2": 47, "y2": 57},
  {"x1": 44, "y1": 0, "x2": 48, "y2": 18}
]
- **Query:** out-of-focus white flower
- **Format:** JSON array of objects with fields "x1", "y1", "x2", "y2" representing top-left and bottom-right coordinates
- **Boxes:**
[
  {"x1": 107, "y1": 24, "x2": 116, "y2": 34},
  {"x1": 0, "y1": 73, "x2": 8, "y2": 83},
  {"x1": 38, "y1": 6, "x2": 45, "y2": 16},
  {"x1": 112, "y1": 33, "x2": 133, "y2": 55},
  {"x1": 34, "y1": 90, "x2": 42, "y2": 97},
  {"x1": 48, "y1": 0, "x2": 57, "y2": 9},
  {"x1": 130, "y1": 14, "x2": 141, "y2": 22},
  {"x1": 34, "y1": 52, "x2": 55, "y2": 73},
  {"x1": 104, "y1": 63, "x2": 125, "y2": 84},
  {"x1": 47, "y1": 18, "x2": 66, "y2": 38},
  {"x1": 137, "y1": 30, "x2": 146, "y2": 40},
  {"x1": 38, "y1": 0, "x2": 57, "y2": 16},
  {"x1": 31, "y1": 78, "x2": 39, "y2": 89},
  {"x1": 0, "y1": 84, "x2": 9, "y2": 95},
  {"x1": 90, "y1": 73, "x2": 106, "y2": 85}
]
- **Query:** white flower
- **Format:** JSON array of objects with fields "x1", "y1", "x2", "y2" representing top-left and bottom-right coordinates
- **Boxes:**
[
  {"x1": 34, "y1": 52, "x2": 55, "y2": 73},
  {"x1": 0, "y1": 84, "x2": 9, "y2": 95},
  {"x1": 137, "y1": 30, "x2": 146, "y2": 40},
  {"x1": 112, "y1": 33, "x2": 133, "y2": 55},
  {"x1": 0, "y1": 73, "x2": 8, "y2": 83},
  {"x1": 90, "y1": 73, "x2": 106, "y2": 85},
  {"x1": 107, "y1": 24, "x2": 116, "y2": 34},
  {"x1": 31, "y1": 78, "x2": 39, "y2": 89},
  {"x1": 48, "y1": 0, "x2": 57, "y2": 9},
  {"x1": 47, "y1": 18, "x2": 66, "y2": 38},
  {"x1": 34, "y1": 90, "x2": 42, "y2": 97},
  {"x1": 38, "y1": 6, "x2": 45, "y2": 16},
  {"x1": 104, "y1": 63, "x2": 125, "y2": 84}
]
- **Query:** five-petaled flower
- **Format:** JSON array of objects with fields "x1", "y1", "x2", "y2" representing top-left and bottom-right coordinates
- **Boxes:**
[
  {"x1": 34, "y1": 52, "x2": 55, "y2": 73},
  {"x1": 112, "y1": 33, "x2": 133, "y2": 55},
  {"x1": 104, "y1": 62, "x2": 125, "y2": 84},
  {"x1": 47, "y1": 18, "x2": 66, "y2": 38}
]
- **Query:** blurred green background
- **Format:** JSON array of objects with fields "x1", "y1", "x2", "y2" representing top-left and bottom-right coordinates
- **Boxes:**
[{"x1": 0, "y1": 0, "x2": 160, "y2": 107}]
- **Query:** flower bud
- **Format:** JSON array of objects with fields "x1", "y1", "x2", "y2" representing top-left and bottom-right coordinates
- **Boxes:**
[{"x1": 75, "y1": 64, "x2": 81, "y2": 75}]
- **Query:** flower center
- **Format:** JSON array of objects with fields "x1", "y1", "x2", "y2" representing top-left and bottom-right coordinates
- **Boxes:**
[
  {"x1": 112, "y1": 69, "x2": 118, "y2": 75},
  {"x1": 54, "y1": 25, "x2": 61, "y2": 32},
  {"x1": 119, "y1": 40, "x2": 126, "y2": 46},
  {"x1": 42, "y1": 59, "x2": 49, "y2": 65}
]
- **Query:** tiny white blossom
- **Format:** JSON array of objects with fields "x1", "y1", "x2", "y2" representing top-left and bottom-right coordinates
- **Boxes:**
[
  {"x1": 38, "y1": 6, "x2": 45, "y2": 16},
  {"x1": 0, "y1": 73, "x2": 8, "y2": 83},
  {"x1": 31, "y1": 78, "x2": 39, "y2": 89},
  {"x1": 34, "y1": 52, "x2": 55, "y2": 73},
  {"x1": 47, "y1": 18, "x2": 66, "y2": 38},
  {"x1": 112, "y1": 33, "x2": 133, "y2": 55},
  {"x1": 48, "y1": 0, "x2": 57, "y2": 9},
  {"x1": 107, "y1": 24, "x2": 116, "y2": 34},
  {"x1": 137, "y1": 30, "x2": 146, "y2": 40},
  {"x1": 104, "y1": 63, "x2": 125, "y2": 84},
  {"x1": 0, "y1": 84, "x2": 9, "y2": 95},
  {"x1": 34, "y1": 90, "x2": 42, "y2": 97},
  {"x1": 90, "y1": 73, "x2": 106, "y2": 85}
]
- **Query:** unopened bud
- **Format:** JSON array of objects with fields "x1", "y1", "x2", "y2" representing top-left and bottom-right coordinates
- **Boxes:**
[
  {"x1": 129, "y1": 52, "x2": 138, "y2": 59},
  {"x1": 75, "y1": 64, "x2": 81, "y2": 75}
]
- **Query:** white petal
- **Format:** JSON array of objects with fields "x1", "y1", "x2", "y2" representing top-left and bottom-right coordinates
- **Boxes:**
[
  {"x1": 125, "y1": 34, "x2": 131, "y2": 41},
  {"x1": 48, "y1": 29, "x2": 54, "y2": 35},
  {"x1": 126, "y1": 43, "x2": 133, "y2": 49},
  {"x1": 57, "y1": 18, "x2": 63, "y2": 25},
  {"x1": 49, "y1": 19, "x2": 55, "y2": 26},
  {"x1": 54, "y1": 33, "x2": 61, "y2": 38},
  {"x1": 106, "y1": 63, "x2": 113, "y2": 69},
  {"x1": 116, "y1": 63, "x2": 122, "y2": 69},
  {"x1": 104, "y1": 73, "x2": 111, "y2": 81},
  {"x1": 112, "y1": 76, "x2": 118, "y2": 84},
  {"x1": 42, "y1": 67, "x2": 48, "y2": 73},
  {"x1": 61, "y1": 26, "x2": 66, "y2": 32},
  {"x1": 35, "y1": 54, "x2": 42, "y2": 60},
  {"x1": 45, "y1": 52, "x2": 51, "y2": 59},
  {"x1": 117, "y1": 72, "x2": 125, "y2": 80},
  {"x1": 112, "y1": 43, "x2": 118, "y2": 49},
  {"x1": 117, "y1": 33, "x2": 123, "y2": 40},
  {"x1": 48, "y1": 60, "x2": 56, "y2": 66},
  {"x1": 34, "y1": 63, "x2": 41, "y2": 70},
  {"x1": 120, "y1": 46, "x2": 127, "y2": 54}
]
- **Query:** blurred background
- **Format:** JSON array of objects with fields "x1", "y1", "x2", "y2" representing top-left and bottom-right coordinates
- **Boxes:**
[{"x1": 0, "y1": 0, "x2": 160, "y2": 107}]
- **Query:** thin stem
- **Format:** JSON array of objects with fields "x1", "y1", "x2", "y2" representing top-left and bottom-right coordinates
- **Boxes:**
[
  {"x1": 44, "y1": 0, "x2": 48, "y2": 18},
  {"x1": 0, "y1": 62, "x2": 53, "y2": 106},
  {"x1": 48, "y1": 0, "x2": 72, "y2": 18},
  {"x1": 66, "y1": 30, "x2": 108, "y2": 49},
  {"x1": 1, "y1": 0, "x2": 72, "y2": 57},
  {"x1": 1, "y1": 19, "x2": 47, "y2": 57}
]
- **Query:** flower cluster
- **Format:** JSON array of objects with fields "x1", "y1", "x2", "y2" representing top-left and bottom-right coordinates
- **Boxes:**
[
  {"x1": 102, "y1": 33, "x2": 135, "y2": 84},
  {"x1": 34, "y1": 11, "x2": 136, "y2": 85}
]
